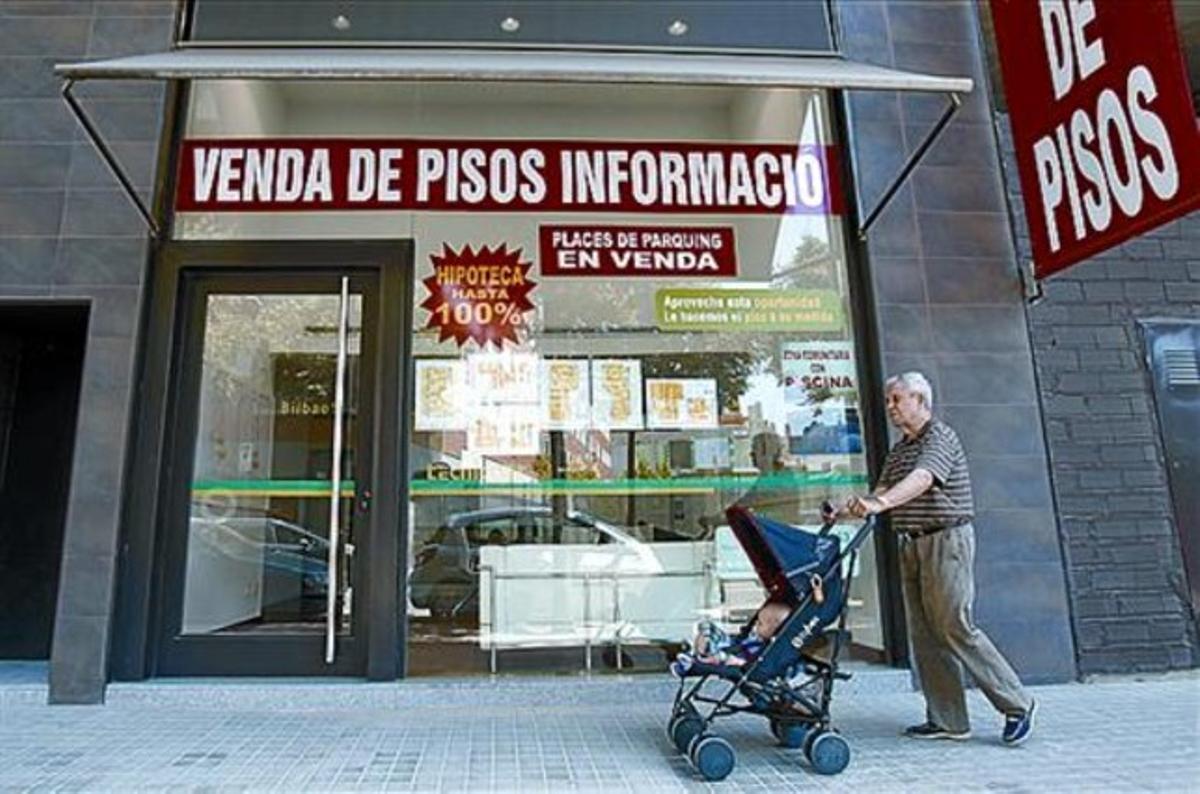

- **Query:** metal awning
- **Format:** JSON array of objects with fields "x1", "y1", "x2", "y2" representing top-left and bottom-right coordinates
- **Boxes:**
[
  {"x1": 54, "y1": 47, "x2": 972, "y2": 237},
  {"x1": 55, "y1": 47, "x2": 972, "y2": 93}
]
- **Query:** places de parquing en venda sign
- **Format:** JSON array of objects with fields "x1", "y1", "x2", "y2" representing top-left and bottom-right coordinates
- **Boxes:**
[
  {"x1": 175, "y1": 138, "x2": 843, "y2": 215},
  {"x1": 538, "y1": 224, "x2": 738, "y2": 278},
  {"x1": 989, "y1": 0, "x2": 1200, "y2": 279}
]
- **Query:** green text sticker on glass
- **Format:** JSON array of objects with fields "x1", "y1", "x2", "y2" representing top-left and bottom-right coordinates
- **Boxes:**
[{"x1": 655, "y1": 288, "x2": 844, "y2": 332}]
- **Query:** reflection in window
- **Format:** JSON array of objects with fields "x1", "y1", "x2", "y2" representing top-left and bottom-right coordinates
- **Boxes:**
[{"x1": 181, "y1": 293, "x2": 361, "y2": 637}]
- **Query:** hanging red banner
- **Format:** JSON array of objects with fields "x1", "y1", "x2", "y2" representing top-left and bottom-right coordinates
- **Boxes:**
[
  {"x1": 989, "y1": 0, "x2": 1200, "y2": 278},
  {"x1": 419, "y1": 244, "x2": 537, "y2": 349}
]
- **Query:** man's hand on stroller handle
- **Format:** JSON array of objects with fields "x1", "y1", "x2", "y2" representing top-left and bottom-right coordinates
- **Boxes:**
[
  {"x1": 821, "y1": 495, "x2": 889, "y2": 523},
  {"x1": 822, "y1": 468, "x2": 936, "y2": 523}
]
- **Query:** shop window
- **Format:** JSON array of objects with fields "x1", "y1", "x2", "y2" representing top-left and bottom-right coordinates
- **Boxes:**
[{"x1": 175, "y1": 79, "x2": 883, "y2": 675}]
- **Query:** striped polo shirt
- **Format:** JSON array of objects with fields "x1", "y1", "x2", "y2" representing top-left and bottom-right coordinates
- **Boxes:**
[{"x1": 877, "y1": 418, "x2": 974, "y2": 534}]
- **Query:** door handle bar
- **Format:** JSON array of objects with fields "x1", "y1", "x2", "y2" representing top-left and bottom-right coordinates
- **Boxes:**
[{"x1": 325, "y1": 276, "x2": 350, "y2": 664}]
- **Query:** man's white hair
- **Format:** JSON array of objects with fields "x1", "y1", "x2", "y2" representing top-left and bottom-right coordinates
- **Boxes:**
[{"x1": 885, "y1": 371, "x2": 934, "y2": 410}]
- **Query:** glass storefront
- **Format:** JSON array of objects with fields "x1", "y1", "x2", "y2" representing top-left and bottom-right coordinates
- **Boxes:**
[{"x1": 174, "y1": 79, "x2": 881, "y2": 676}]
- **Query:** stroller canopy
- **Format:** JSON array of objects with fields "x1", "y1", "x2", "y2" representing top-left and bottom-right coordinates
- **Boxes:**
[{"x1": 725, "y1": 505, "x2": 840, "y2": 607}]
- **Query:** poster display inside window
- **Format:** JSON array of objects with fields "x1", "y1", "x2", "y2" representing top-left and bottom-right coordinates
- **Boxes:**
[
  {"x1": 542, "y1": 359, "x2": 591, "y2": 430},
  {"x1": 646, "y1": 378, "x2": 719, "y2": 430},
  {"x1": 590, "y1": 359, "x2": 644, "y2": 430},
  {"x1": 465, "y1": 352, "x2": 541, "y2": 454},
  {"x1": 467, "y1": 352, "x2": 539, "y2": 405},
  {"x1": 414, "y1": 359, "x2": 465, "y2": 431},
  {"x1": 467, "y1": 404, "x2": 540, "y2": 456}
]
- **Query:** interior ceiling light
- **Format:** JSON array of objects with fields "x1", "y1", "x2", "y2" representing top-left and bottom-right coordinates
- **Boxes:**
[
  {"x1": 667, "y1": 19, "x2": 688, "y2": 36},
  {"x1": 500, "y1": 16, "x2": 520, "y2": 33},
  {"x1": 331, "y1": 14, "x2": 351, "y2": 31}
]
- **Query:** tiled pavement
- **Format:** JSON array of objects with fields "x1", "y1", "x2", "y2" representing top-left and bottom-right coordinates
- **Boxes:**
[{"x1": 1, "y1": 671, "x2": 1197, "y2": 792}]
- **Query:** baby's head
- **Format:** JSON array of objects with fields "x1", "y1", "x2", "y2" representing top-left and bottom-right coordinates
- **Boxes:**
[{"x1": 753, "y1": 602, "x2": 791, "y2": 639}]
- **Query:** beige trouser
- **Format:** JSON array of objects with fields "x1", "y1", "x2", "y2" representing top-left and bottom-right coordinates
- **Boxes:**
[{"x1": 900, "y1": 523, "x2": 1032, "y2": 732}]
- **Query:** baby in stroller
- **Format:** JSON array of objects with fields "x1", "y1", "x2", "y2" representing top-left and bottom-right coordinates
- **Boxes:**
[
  {"x1": 666, "y1": 504, "x2": 878, "y2": 783},
  {"x1": 670, "y1": 602, "x2": 790, "y2": 676}
]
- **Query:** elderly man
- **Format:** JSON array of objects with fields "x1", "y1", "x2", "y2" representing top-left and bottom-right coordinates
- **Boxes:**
[{"x1": 828, "y1": 372, "x2": 1035, "y2": 745}]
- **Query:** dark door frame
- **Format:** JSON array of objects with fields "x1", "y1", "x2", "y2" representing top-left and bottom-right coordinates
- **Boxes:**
[
  {"x1": 830, "y1": 88, "x2": 909, "y2": 668},
  {"x1": 112, "y1": 240, "x2": 411, "y2": 681},
  {"x1": 158, "y1": 269, "x2": 380, "y2": 676}
]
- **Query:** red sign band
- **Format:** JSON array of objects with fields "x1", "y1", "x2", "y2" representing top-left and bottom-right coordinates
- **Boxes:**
[{"x1": 176, "y1": 138, "x2": 844, "y2": 215}]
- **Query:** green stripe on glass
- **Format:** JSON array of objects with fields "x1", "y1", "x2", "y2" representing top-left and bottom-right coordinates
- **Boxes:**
[{"x1": 191, "y1": 472, "x2": 866, "y2": 497}]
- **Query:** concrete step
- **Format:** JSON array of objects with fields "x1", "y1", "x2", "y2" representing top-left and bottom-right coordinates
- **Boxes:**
[
  {"x1": 0, "y1": 662, "x2": 48, "y2": 707},
  {"x1": 4, "y1": 662, "x2": 912, "y2": 709}
]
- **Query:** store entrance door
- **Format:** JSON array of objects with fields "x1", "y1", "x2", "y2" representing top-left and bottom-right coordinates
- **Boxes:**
[{"x1": 152, "y1": 243, "x2": 410, "y2": 677}]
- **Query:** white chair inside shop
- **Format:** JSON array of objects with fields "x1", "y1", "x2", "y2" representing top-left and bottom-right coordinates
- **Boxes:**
[{"x1": 478, "y1": 541, "x2": 710, "y2": 671}]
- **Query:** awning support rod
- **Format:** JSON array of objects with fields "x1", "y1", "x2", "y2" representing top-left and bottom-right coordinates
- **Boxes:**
[
  {"x1": 857, "y1": 92, "x2": 961, "y2": 240},
  {"x1": 61, "y1": 79, "x2": 160, "y2": 237}
]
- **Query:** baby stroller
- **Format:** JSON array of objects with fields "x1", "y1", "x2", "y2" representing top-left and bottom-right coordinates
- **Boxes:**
[{"x1": 667, "y1": 503, "x2": 877, "y2": 782}]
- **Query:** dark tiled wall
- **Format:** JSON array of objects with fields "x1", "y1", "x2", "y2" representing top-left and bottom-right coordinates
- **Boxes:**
[
  {"x1": 835, "y1": 0, "x2": 1077, "y2": 682},
  {"x1": 0, "y1": 0, "x2": 176, "y2": 703},
  {"x1": 996, "y1": 118, "x2": 1200, "y2": 674}
]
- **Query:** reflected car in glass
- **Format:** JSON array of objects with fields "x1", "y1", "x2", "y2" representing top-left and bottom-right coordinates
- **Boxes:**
[{"x1": 189, "y1": 513, "x2": 330, "y2": 599}]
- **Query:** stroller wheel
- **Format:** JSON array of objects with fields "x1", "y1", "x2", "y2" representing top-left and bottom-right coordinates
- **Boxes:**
[
  {"x1": 690, "y1": 735, "x2": 736, "y2": 782},
  {"x1": 802, "y1": 726, "x2": 820, "y2": 758},
  {"x1": 806, "y1": 731, "x2": 851, "y2": 775},
  {"x1": 670, "y1": 715, "x2": 705, "y2": 754},
  {"x1": 770, "y1": 719, "x2": 809, "y2": 749},
  {"x1": 666, "y1": 701, "x2": 698, "y2": 741}
]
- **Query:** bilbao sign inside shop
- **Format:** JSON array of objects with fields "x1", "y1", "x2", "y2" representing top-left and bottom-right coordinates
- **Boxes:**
[{"x1": 989, "y1": 0, "x2": 1200, "y2": 279}]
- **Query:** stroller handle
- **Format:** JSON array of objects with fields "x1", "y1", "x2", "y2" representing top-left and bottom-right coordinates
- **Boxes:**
[
  {"x1": 818, "y1": 500, "x2": 838, "y2": 536},
  {"x1": 819, "y1": 499, "x2": 879, "y2": 563},
  {"x1": 837, "y1": 513, "x2": 879, "y2": 564}
]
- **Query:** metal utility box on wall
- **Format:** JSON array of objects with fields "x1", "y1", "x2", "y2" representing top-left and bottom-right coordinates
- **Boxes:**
[{"x1": 1140, "y1": 320, "x2": 1200, "y2": 624}]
